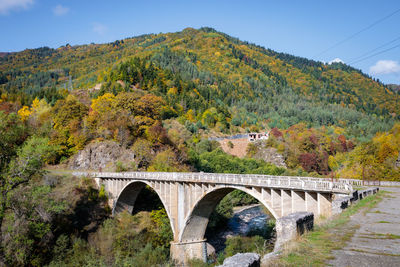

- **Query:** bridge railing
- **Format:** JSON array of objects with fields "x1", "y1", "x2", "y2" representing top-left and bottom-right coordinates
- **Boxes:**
[
  {"x1": 73, "y1": 171, "x2": 353, "y2": 193},
  {"x1": 336, "y1": 178, "x2": 400, "y2": 187}
]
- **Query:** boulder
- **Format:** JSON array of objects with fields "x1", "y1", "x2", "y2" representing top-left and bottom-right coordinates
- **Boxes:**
[
  {"x1": 261, "y1": 250, "x2": 281, "y2": 265},
  {"x1": 218, "y1": 253, "x2": 260, "y2": 267},
  {"x1": 69, "y1": 141, "x2": 135, "y2": 171}
]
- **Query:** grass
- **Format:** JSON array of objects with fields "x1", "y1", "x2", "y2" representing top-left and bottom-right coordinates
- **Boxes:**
[
  {"x1": 385, "y1": 233, "x2": 400, "y2": 239},
  {"x1": 349, "y1": 248, "x2": 400, "y2": 257},
  {"x1": 354, "y1": 186, "x2": 368, "y2": 190},
  {"x1": 377, "y1": 220, "x2": 390, "y2": 223},
  {"x1": 372, "y1": 210, "x2": 383, "y2": 213},
  {"x1": 358, "y1": 233, "x2": 400, "y2": 240},
  {"x1": 264, "y1": 191, "x2": 387, "y2": 267},
  {"x1": 45, "y1": 168, "x2": 76, "y2": 177}
]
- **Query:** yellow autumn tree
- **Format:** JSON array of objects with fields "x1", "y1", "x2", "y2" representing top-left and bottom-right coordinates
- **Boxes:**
[
  {"x1": 333, "y1": 123, "x2": 400, "y2": 180},
  {"x1": 186, "y1": 109, "x2": 196, "y2": 122},
  {"x1": 90, "y1": 93, "x2": 116, "y2": 114},
  {"x1": 30, "y1": 98, "x2": 51, "y2": 127},
  {"x1": 17, "y1": 106, "x2": 32, "y2": 122}
]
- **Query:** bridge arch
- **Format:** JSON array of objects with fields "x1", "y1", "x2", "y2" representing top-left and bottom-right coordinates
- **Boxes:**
[
  {"x1": 179, "y1": 186, "x2": 278, "y2": 243},
  {"x1": 113, "y1": 180, "x2": 176, "y2": 238}
]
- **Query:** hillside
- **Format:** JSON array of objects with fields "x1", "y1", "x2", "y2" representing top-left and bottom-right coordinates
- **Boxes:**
[
  {"x1": 388, "y1": 84, "x2": 400, "y2": 93},
  {"x1": 0, "y1": 27, "x2": 399, "y2": 140}
]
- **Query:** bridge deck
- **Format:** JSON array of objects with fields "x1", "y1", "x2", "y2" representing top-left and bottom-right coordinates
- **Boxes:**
[{"x1": 73, "y1": 171, "x2": 353, "y2": 194}]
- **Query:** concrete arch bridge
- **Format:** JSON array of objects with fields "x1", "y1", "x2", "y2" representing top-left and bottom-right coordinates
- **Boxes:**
[{"x1": 73, "y1": 171, "x2": 353, "y2": 264}]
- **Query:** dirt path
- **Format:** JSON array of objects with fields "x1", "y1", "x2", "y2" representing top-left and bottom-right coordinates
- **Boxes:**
[
  {"x1": 329, "y1": 187, "x2": 400, "y2": 267},
  {"x1": 219, "y1": 138, "x2": 249, "y2": 158}
]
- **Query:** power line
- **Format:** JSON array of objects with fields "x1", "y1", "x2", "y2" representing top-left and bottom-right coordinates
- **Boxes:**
[
  {"x1": 349, "y1": 42, "x2": 400, "y2": 65},
  {"x1": 348, "y1": 35, "x2": 400, "y2": 63},
  {"x1": 314, "y1": 7, "x2": 400, "y2": 58}
]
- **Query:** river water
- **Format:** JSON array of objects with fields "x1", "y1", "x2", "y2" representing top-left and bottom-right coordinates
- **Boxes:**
[
  {"x1": 207, "y1": 204, "x2": 271, "y2": 252},
  {"x1": 228, "y1": 204, "x2": 270, "y2": 235}
]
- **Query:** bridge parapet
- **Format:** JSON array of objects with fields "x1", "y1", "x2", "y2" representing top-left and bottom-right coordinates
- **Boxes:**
[
  {"x1": 337, "y1": 178, "x2": 400, "y2": 187},
  {"x1": 73, "y1": 171, "x2": 353, "y2": 194}
]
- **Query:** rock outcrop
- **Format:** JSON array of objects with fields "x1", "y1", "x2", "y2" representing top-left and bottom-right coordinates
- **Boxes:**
[
  {"x1": 69, "y1": 141, "x2": 135, "y2": 171},
  {"x1": 254, "y1": 147, "x2": 287, "y2": 168},
  {"x1": 218, "y1": 252, "x2": 260, "y2": 267}
]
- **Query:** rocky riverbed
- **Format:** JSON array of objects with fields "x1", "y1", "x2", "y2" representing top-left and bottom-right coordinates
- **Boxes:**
[{"x1": 208, "y1": 204, "x2": 273, "y2": 252}]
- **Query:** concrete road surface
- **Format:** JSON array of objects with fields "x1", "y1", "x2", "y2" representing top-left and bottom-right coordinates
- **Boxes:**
[{"x1": 329, "y1": 187, "x2": 400, "y2": 267}]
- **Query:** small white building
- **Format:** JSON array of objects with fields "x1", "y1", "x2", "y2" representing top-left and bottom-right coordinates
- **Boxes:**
[{"x1": 248, "y1": 131, "x2": 269, "y2": 142}]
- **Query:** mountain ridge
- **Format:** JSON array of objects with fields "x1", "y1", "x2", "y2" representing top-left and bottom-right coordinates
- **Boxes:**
[{"x1": 1, "y1": 27, "x2": 399, "y2": 139}]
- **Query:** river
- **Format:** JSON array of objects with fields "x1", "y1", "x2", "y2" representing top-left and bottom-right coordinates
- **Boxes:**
[{"x1": 207, "y1": 204, "x2": 272, "y2": 252}]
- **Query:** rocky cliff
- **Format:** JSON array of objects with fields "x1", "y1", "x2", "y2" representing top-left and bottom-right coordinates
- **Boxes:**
[{"x1": 69, "y1": 141, "x2": 135, "y2": 171}]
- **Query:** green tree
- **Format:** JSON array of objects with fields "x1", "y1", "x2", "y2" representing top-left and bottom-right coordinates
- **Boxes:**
[
  {"x1": 0, "y1": 112, "x2": 28, "y2": 262},
  {"x1": 0, "y1": 112, "x2": 27, "y2": 171},
  {"x1": 0, "y1": 135, "x2": 56, "y2": 263},
  {"x1": 148, "y1": 149, "x2": 187, "y2": 172},
  {"x1": 131, "y1": 138, "x2": 154, "y2": 169}
]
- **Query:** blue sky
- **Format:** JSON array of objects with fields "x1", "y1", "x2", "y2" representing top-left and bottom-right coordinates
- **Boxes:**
[{"x1": 1, "y1": 0, "x2": 399, "y2": 84}]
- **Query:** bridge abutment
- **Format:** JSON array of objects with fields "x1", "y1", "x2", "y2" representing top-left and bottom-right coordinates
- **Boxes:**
[{"x1": 170, "y1": 239, "x2": 207, "y2": 265}]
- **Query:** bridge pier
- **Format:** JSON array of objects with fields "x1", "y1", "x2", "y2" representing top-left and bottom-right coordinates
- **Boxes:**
[
  {"x1": 292, "y1": 190, "x2": 306, "y2": 212},
  {"x1": 271, "y1": 188, "x2": 282, "y2": 217},
  {"x1": 170, "y1": 239, "x2": 207, "y2": 265},
  {"x1": 305, "y1": 191, "x2": 318, "y2": 215},
  {"x1": 281, "y1": 189, "x2": 292, "y2": 216},
  {"x1": 318, "y1": 192, "x2": 332, "y2": 217}
]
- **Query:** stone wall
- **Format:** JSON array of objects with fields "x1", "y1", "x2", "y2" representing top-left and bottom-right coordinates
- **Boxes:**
[
  {"x1": 332, "y1": 187, "x2": 379, "y2": 215},
  {"x1": 260, "y1": 212, "x2": 314, "y2": 265},
  {"x1": 274, "y1": 211, "x2": 314, "y2": 251},
  {"x1": 357, "y1": 187, "x2": 379, "y2": 200}
]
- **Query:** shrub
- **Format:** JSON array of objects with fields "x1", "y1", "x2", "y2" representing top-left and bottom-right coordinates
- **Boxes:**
[
  {"x1": 115, "y1": 161, "x2": 127, "y2": 172},
  {"x1": 227, "y1": 141, "x2": 234, "y2": 149},
  {"x1": 224, "y1": 235, "x2": 271, "y2": 258}
]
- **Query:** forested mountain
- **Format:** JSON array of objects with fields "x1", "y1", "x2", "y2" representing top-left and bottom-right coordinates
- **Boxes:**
[
  {"x1": 388, "y1": 84, "x2": 400, "y2": 93},
  {"x1": 1, "y1": 27, "x2": 399, "y2": 140}
]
